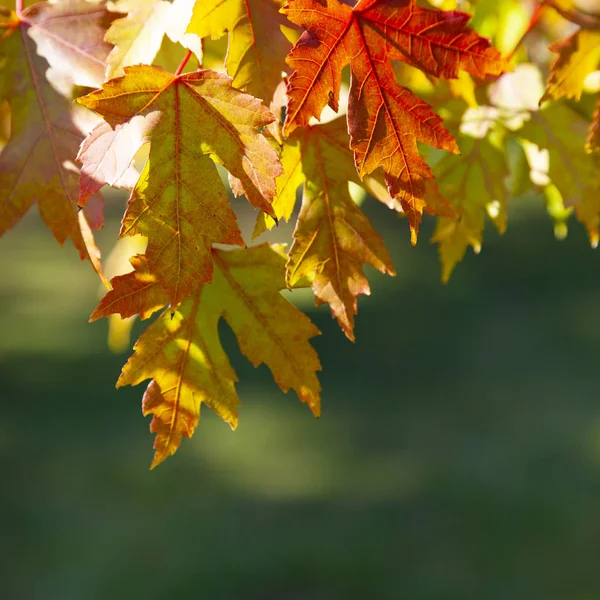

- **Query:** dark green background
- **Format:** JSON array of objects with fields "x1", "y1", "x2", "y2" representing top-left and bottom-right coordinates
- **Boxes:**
[{"x1": 2, "y1": 191, "x2": 600, "y2": 600}]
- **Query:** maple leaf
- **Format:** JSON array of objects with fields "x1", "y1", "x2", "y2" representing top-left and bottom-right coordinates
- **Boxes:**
[
  {"x1": 76, "y1": 113, "x2": 158, "y2": 205},
  {"x1": 283, "y1": 0, "x2": 506, "y2": 243},
  {"x1": 101, "y1": 244, "x2": 321, "y2": 468},
  {"x1": 78, "y1": 65, "x2": 282, "y2": 306},
  {"x1": 256, "y1": 117, "x2": 395, "y2": 340},
  {"x1": 520, "y1": 103, "x2": 600, "y2": 247},
  {"x1": 0, "y1": 9, "x2": 104, "y2": 262},
  {"x1": 90, "y1": 252, "x2": 168, "y2": 321},
  {"x1": 430, "y1": 135, "x2": 508, "y2": 283},
  {"x1": 23, "y1": 0, "x2": 117, "y2": 88},
  {"x1": 542, "y1": 28, "x2": 600, "y2": 103},
  {"x1": 187, "y1": 0, "x2": 291, "y2": 102},
  {"x1": 104, "y1": 0, "x2": 201, "y2": 79}
]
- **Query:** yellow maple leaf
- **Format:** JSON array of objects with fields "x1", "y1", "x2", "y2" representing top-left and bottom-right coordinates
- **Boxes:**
[
  {"x1": 105, "y1": 0, "x2": 201, "y2": 79},
  {"x1": 187, "y1": 0, "x2": 291, "y2": 102},
  {"x1": 78, "y1": 65, "x2": 282, "y2": 306},
  {"x1": 100, "y1": 244, "x2": 321, "y2": 468},
  {"x1": 542, "y1": 28, "x2": 600, "y2": 102},
  {"x1": 520, "y1": 102, "x2": 600, "y2": 246},
  {"x1": 430, "y1": 135, "x2": 508, "y2": 283}
]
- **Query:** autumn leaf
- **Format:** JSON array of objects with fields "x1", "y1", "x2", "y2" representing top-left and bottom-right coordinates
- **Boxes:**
[
  {"x1": 520, "y1": 103, "x2": 600, "y2": 247},
  {"x1": 0, "y1": 9, "x2": 104, "y2": 262},
  {"x1": 107, "y1": 244, "x2": 321, "y2": 468},
  {"x1": 104, "y1": 0, "x2": 201, "y2": 79},
  {"x1": 255, "y1": 117, "x2": 395, "y2": 340},
  {"x1": 23, "y1": 0, "x2": 117, "y2": 88},
  {"x1": 187, "y1": 0, "x2": 291, "y2": 102},
  {"x1": 78, "y1": 65, "x2": 282, "y2": 306},
  {"x1": 283, "y1": 0, "x2": 506, "y2": 243},
  {"x1": 542, "y1": 28, "x2": 600, "y2": 102},
  {"x1": 430, "y1": 135, "x2": 508, "y2": 283},
  {"x1": 76, "y1": 113, "x2": 159, "y2": 205},
  {"x1": 90, "y1": 253, "x2": 168, "y2": 321}
]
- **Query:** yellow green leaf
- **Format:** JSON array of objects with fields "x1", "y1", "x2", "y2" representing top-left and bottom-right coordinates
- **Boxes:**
[
  {"x1": 105, "y1": 0, "x2": 201, "y2": 79},
  {"x1": 105, "y1": 0, "x2": 172, "y2": 78},
  {"x1": 430, "y1": 135, "x2": 508, "y2": 283},
  {"x1": 520, "y1": 103, "x2": 600, "y2": 246},
  {"x1": 114, "y1": 244, "x2": 321, "y2": 468},
  {"x1": 253, "y1": 135, "x2": 304, "y2": 237},
  {"x1": 78, "y1": 65, "x2": 281, "y2": 306},
  {"x1": 542, "y1": 28, "x2": 600, "y2": 102},
  {"x1": 187, "y1": 0, "x2": 290, "y2": 101}
]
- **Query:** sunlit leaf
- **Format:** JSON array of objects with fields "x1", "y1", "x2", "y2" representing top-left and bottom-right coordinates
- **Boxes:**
[
  {"x1": 79, "y1": 65, "x2": 281, "y2": 306},
  {"x1": 110, "y1": 244, "x2": 321, "y2": 468}
]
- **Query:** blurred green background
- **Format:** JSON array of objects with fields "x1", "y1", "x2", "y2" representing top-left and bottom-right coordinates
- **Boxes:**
[{"x1": 2, "y1": 190, "x2": 600, "y2": 600}]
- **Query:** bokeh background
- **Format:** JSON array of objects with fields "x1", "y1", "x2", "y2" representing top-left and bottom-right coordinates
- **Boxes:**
[{"x1": 3, "y1": 187, "x2": 600, "y2": 600}]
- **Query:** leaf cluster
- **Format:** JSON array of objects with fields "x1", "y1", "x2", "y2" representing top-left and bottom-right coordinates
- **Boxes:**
[{"x1": 1, "y1": 0, "x2": 598, "y2": 467}]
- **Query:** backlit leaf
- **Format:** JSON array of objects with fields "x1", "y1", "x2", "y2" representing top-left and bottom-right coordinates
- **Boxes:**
[
  {"x1": 113, "y1": 244, "x2": 321, "y2": 468},
  {"x1": 431, "y1": 135, "x2": 508, "y2": 282},
  {"x1": 79, "y1": 65, "x2": 281, "y2": 306},
  {"x1": 520, "y1": 103, "x2": 600, "y2": 247},
  {"x1": 542, "y1": 28, "x2": 600, "y2": 102},
  {"x1": 283, "y1": 0, "x2": 506, "y2": 243},
  {"x1": 267, "y1": 117, "x2": 396, "y2": 340},
  {"x1": 25, "y1": 0, "x2": 117, "y2": 88},
  {"x1": 76, "y1": 113, "x2": 159, "y2": 205},
  {"x1": 0, "y1": 12, "x2": 103, "y2": 263},
  {"x1": 105, "y1": 0, "x2": 201, "y2": 79},
  {"x1": 188, "y1": 0, "x2": 290, "y2": 102}
]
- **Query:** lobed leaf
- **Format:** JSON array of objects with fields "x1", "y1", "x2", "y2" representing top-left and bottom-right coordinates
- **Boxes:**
[
  {"x1": 283, "y1": 0, "x2": 506, "y2": 243},
  {"x1": 188, "y1": 0, "x2": 291, "y2": 102},
  {"x1": 265, "y1": 117, "x2": 395, "y2": 340},
  {"x1": 0, "y1": 11, "x2": 104, "y2": 263},
  {"x1": 109, "y1": 244, "x2": 321, "y2": 468},
  {"x1": 520, "y1": 103, "x2": 600, "y2": 247},
  {"x1": 79, "y1": 65, "x2": 282, "y2": 306},
  {"x1": 430, "y1": 135, "x2": 508, "y2": 282},
  {"x1": 542, "y1": 28, "x2": 600, "y2": 103}
]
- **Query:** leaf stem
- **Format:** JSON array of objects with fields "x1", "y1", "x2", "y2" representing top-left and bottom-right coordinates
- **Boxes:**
[
  {"x1": 505, "y1": 2, "x2": 546, "y2": 61},
  {"x1": 198, "y1": 38, "x2": 204, "y2": 70},
  {"x1": 175, "y1": 49, "x2": 193, "y2": 77}
]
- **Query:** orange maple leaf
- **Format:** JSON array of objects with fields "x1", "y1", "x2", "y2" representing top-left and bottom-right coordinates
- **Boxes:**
[
  {"x1": 256, "y1": 116, "x2": 396, "y2": 340},
  {"x1": 283, "y1": 0, "x2": 506, "y2": 243}
]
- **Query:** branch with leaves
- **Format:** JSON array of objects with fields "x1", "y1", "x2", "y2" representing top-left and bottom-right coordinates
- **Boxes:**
[{"x1": 1, "y1": 0, "x2": 599, "y2": 468}]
